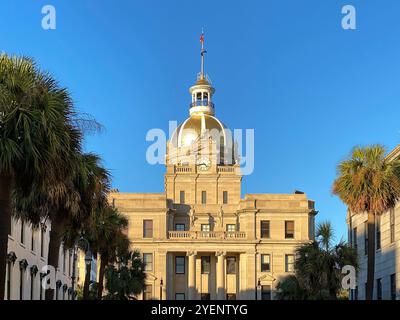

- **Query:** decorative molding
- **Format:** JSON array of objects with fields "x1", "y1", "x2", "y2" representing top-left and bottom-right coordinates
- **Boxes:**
[
  {"x1": 258, "y1": 273, "x2": 276, "y2": 282},
  {"x1": 19, "y1": 259, "x2": 28, "y2": 270},
  {"x1": 146, "y1": 272, "x2": 158, "y2": 281},
  {"x1": 6, "y1": 251, "x2": 17, "y2": 264},
  {"x1": 30, "y1": 265, "x2": 38, "y2": 276}
]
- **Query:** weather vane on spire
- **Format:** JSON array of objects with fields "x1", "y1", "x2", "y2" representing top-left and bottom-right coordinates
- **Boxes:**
[{"x1": 200, "y1": 29, "x2": 207, "y2": 79}]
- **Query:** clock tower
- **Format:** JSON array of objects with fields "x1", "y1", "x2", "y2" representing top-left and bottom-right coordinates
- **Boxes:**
[
  {"x1": 165, "y1": 34, "x2": 241, "y2": 208},
  {"x1": 110, "y1": 33, "x2": 318, "y2": 301}
]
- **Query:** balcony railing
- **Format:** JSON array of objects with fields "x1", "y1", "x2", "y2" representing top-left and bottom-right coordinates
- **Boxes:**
[
  {"x1": 190, "y1": 100, "x2": 215, "y2": 109},
  {"x1": 168, "y1": 231, "x2": 246, "y2": 240},
  {"x1": 217, "y1": 166, "x2": 235, "y2": 173},
  {"x1": 175, "y1": 166, "x2": 193, "y2": 173}
]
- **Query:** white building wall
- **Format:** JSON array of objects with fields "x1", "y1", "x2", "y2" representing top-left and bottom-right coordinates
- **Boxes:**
[
  {"x1": 348, "y1": 202, "x2": 400, "y2": 300},
  {"x1": 5, "y1": 217, "x2": 77, "y2": 300}
]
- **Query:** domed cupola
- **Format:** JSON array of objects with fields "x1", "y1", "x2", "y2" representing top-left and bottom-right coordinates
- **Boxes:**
[{"x1": 167, "y1": 32, "x2": 236, "y2": 167}]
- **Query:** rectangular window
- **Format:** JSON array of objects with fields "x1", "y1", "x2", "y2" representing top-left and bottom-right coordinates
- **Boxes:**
[
  {"x1": 376, "y1": 215, "x2": 381, "y2": 250},
  {"x1": 364, "y1": 221, "x2": 368, "y2": 255},
  {"x1": 6, "y1": 262, "x2": 11, "y2": 300},
  {"x1": 201, "y1": 191, "x2": 207, "y2": 204},
  {"x1": 175, "y1": 256, "x2": 185, "y2": 274},
  {"x1": 20, "y1": 269, "x2": 24, "y2": 300},
  {"x1": 143, "y1": 220, "x2": 153, "y2": 238},
  {"x1": 180, "y1": 191, "x2": 185, "y2": 204},
  {"x1": 261, "y1": 221, "x2": 270, "y2": 239},
  {"x1": 143, "y1": 285, "x2": 152, "y2": 300},
  {"x1": 63, "y1": 249, "x2": 66, "y2": 273},
  {"x1": 30, "y1": 273, "x2": 35, "y2": 300},
  {"x1": 201, "y1": 256, "x2": 211, "y2": 274},
  {"x1": 226, "y1": 256, "x2": 236, "y2": 274},
  {"x1": 352, "y1": 227, "x2": 358, "y2": 250},
  {"x1": 226, "y1": 224, "x2": 236, "y2": 233},
  {"x1": 261, "y1": 254, "x2": 271, "y2": 272},
  {"x1": 201, "y1": 224, "x2": 210, "y2": 232},
  {"x1": 201, "y1": 293, "x2": 210, "y2": 300},
  {"x1": 354, "y1": 286, "x2": 358, "y2": 300},
  {"x1": 285, "y1": 221, "x2": 295, "y2": 239},
  {"x1": 40, "y1": 227, "x2": 45, "y2": 257},
  {"x1": 31, "y1": 228, "x2": 35, "y2": 251},
  {"x1": 175, "y1": 224, "x2": 185, "y2": 231},
  {"x1": 20, "y1": 220, "x2": 25, "y2": 244},
  {"x1": 55, "y1": 284, "x2": 59, "y2": 301},
  {"x1": 226, "y1": 294, "x2": 236, "y2": 300},
  {"x1": 39, "y1": 276, "x2": 42, "y2": 300},
  {"x1": 143, "y1": 253, "x2": 153, "y2": 271},
  {"x1": 261, "y1": 285, "x2": 272, "y2": 300},
  {"x1": 69, "y1": 250, "x2": 72, "y2": 276},
  {"x1": 377, "y1": 278, "x2": 382, "y2": 300},
  {"x1": 175, "y1": 293, "x2": 185, "y2": 300},
  {"x1": 390, "y1": 208, "x2": 395, "y2": 243},
  {"x1": 285, "y1": 254, "x2": 295, "y2": 272},
  {"x1": 223, "y1": 191, "x2": 228, "y2": 204},
  {"x1": 391, "y1": 274, "x2": 396, "y2": 300}
]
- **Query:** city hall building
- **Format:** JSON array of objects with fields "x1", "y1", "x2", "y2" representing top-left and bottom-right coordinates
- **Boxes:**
[{"x1": 110, "y1": 47, "x2": 317, "y2": 300}]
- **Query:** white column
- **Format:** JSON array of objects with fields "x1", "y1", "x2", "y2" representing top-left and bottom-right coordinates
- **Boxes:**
[
  {"x1": 216, "y1": 251, "x2": 225, "y2": 300},
  {"x1": 188, "y1": 251, "x2": 196, "y2": 299}
]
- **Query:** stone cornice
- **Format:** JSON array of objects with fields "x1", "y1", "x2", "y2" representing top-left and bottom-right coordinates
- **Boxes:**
[{"x1": 386, "y1": 144, "x2": 400, "y2": 162}]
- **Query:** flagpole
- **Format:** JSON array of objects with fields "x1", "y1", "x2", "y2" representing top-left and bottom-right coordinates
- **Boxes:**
[{"x1": 200, "y1": 31, "x2": 205, "y2": 79}]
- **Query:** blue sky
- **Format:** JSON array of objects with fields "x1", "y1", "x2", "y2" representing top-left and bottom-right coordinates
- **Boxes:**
[{"x1": 1, "y1": 0, "x2": 400, "y2": 240}]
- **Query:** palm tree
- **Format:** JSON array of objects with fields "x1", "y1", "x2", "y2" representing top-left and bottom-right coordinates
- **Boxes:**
[
  {"x1": 76, "y1": 206, "x2": 129, "y2": 299},
  {"x1": 47, "y1": 153, "x2": 110, "y2": 300},
  {"x1": 0, "y1": 55, "x2": 78, "y2": 299},
  {"x1": 103, "y1": 250, "x2": 146, "y2": 300},
  {"x1": 333, "y1": 145, "x2": 400, "y2": 299},
  {"x1": 93, "y1": 207, "x2": 130, "y2": 299},
  {"x1": 15, "y1": 152, "x2": 110, "y2": 299},
  {"x1": 276, "y1": 221, "x2": 357, "y2": 300},
  {"x1": 275, "y1": 275, "x2": 306, "y2": 300}
]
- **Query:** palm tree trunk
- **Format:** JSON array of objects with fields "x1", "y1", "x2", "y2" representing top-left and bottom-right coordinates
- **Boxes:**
[
  {"x1": 83, "y1": 257, "x2": 92, "y2": 299},
  {"x1": 0, "y1": 174, "x2": 12, "y2": 300},
  {"x1": 365, "y1": 211, "x2": 376, "y2": 300},
  {"x1": 45, "y1": 217, "x2": 63, "y2": 300},
  {"x1": 97, "y1": 256, "x2": 108, "y2": 299}
]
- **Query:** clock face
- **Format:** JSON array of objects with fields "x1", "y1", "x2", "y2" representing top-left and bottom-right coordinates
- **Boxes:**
[{"x1": 197, "y1": 157, "x2": 211, "y2": 171}]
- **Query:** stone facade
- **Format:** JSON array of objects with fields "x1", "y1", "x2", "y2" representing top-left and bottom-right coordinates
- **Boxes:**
[
  {"x1": 110, "y1": 50, "x2": 317, "y2": 300},
  {"x1": 111, "y1": 191, "x2": 316, "y2": 300}
]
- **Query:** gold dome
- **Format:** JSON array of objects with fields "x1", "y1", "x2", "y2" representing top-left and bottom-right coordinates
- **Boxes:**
[
  {"x1": 169, "y1": 113, "x2": 235, "y2": 164},
  {"x1": 171, "y1": 114, "x2": 229, "y2": 148}
]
